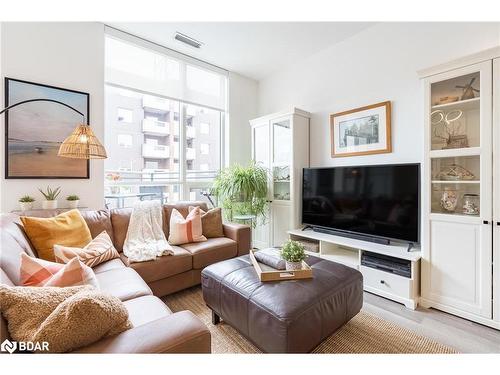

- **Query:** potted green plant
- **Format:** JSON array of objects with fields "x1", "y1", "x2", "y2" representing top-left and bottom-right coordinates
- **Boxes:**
[
  {"x1": 18, "y1": 195, "x2": 35, "y2": 211},
  {"x1": 39, "y1": 186, "x2": 61, "y2": 209},
  {"x1": 280, "y1": 240, "x2": 307, "y2": 271},
  {"x1": 211, "y1": 161, "x2": 268, "y2": 228},
  {"x1": 66, "y1": 194, "x2": 80, "y2": 209}
]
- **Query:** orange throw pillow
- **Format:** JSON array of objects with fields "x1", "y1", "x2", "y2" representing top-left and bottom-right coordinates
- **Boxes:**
[
  {"x1": 20, "y1": 209, "x2": 92, "y2": 261},
  {"x1": 168, "y1": 207, "x2": 207, "y2": 245},
  {"x1": 53, "y1": 231, "x2": 120, "y2": 268},
  {"x1": 189, "y1": 206, "x2": 224, "y2": 238},
  {"x1": 20, "y1": 253, "x2": 99, "y2": 288}
]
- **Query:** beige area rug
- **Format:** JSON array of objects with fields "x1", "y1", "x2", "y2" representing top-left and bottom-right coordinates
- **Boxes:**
[{"x1": 163, "y1": 286, "x2": 458, "y2": 354}]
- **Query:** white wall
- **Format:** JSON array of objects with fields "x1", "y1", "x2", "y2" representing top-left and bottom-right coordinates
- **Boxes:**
[
  {"x1": 258, "y1": 22, "x2": 500, "y2": 168},
  {"x1": 227, "y1": 71, "x2": 258, "y2": 165},
  {"x1": 0, "y1": 22, "x2": 105, "y2": 212}
]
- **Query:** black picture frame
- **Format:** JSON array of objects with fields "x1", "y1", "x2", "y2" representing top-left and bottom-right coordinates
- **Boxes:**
[{"x1": 4, "y1": 77, "x2": 90, "y2": 179}]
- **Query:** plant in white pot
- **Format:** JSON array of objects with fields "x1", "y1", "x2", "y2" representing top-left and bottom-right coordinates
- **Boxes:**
[
  {"x1": 280, "y1": 240, "x2": 307, "y2": 271},
  {"x1": 66, "y1": 195, "x2": 80, "y2": 209},
  {"x1": 39, "y1": 186, "x2": 61, "y2": 209},
  {"x1": 18, "y1": 195, "x2": 35, "y2": 211}
]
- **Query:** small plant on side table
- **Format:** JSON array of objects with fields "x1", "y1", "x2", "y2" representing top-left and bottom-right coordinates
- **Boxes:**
[
  {"x1": 18, "y1": 195, "x2": 35, "y2": 211},
  {"x1": 280, "y1": 240, "x2": 307, "y2": 271},
  {"x1": 39, "y1": 186, "x2": 61, "y2": 210},
  {"x1": 66, "y1": 195, "x2": 80, "y2": 209}
]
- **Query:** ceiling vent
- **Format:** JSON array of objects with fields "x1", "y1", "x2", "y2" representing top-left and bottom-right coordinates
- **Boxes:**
[{"x1": 174, "y1": 32, "x2": 203, "y2": 49}]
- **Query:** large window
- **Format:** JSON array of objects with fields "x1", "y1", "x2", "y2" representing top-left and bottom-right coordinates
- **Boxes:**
[{"x1": 104, "y1": 30, "x2": 227, "y2": 209}]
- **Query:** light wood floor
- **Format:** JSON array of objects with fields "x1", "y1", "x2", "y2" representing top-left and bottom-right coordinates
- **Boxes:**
[{"x1": 363, "y1": 292, "x2": 500, "y2": 353}]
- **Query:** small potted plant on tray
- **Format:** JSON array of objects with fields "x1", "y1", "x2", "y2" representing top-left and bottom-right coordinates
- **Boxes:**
[
  {"x1": 66, "y1": 194, "x2": 80, "y2": 209},
  {"x1": 280, "y1": 240, "x2": 307, "y2": 271},
  {"x1": 18, "y1": 195, "x2": 35, "y2": 211},
  {"x1": 39, "y1": 186, "x2": 61, "y2": 209}
]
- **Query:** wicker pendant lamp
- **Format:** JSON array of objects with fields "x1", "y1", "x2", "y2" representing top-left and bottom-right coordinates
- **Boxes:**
[
  {"x1": 0, "y1": 98, "x2": 107, "y2": 160},
  {"x1": 58, "y1": 124, "x2": 107, "y2": 159}
]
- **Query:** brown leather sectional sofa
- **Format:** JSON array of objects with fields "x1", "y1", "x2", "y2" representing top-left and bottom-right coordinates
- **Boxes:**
[{"x1": 0, "y1": 201, "x2": 251, "y2": 353}]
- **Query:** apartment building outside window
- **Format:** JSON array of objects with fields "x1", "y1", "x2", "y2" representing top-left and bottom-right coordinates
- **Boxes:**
[{"x1": 104, "y1": 29, "x2": 227, "y2": 208}]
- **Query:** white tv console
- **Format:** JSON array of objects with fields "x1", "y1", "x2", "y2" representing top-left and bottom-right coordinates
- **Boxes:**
[{"x1": 288, "y1": 228, "x2": 421, "y2": 309}]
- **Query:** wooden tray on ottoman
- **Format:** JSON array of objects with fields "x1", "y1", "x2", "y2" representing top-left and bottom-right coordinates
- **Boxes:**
[{"x1": 249, "y1": 250, "x2": 313, "y2": 282}]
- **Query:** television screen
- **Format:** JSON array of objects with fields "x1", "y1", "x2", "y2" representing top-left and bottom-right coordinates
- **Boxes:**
[{"x1": 302, "y1": 164, "x2": 419, "y2": 243}]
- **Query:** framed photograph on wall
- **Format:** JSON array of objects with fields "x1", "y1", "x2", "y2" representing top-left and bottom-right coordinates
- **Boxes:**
[
  {"x1": 5, "y1": 78, "x2": 90, "y2": 179},
  {"x1": 330, "y1": 101, "x2": 392, "y2": 158}
]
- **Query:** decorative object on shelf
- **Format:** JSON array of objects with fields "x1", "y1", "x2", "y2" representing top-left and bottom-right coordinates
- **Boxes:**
[
  {"x1": 18, "y1": 195, "x2": 35, "y2": 211},
  {"x1": 280, "y1": 239, "x2": 307, "y2": 271},
  {"x1": 330, "y1": 101, "x2": 391, "y2": 158},
  {"x1": 66, "y1": 195, "x2": 80, "y2": 209},
  {"x1": 462, "y1": 194, "x2": 480, "y2": 215},
  {"x1": 435, "y1": 96, "x2": 459, "y2": 105},
  {"x1": 456, "y1": 77, "x2": 480, "y2": 100},
  {"x1": 440, "y1": 187, "x2": 458, "y2": 212},
  {"x1": 431, "y1": 109, "x2": 468, "y2": 149},
  {"x1": 39, "y1": 186, "x2": 61, "y2": 210},
  {"x1": 438, "y1": 163, "x2": 475, "y2": 181},
  {"x1": 211, "y1": 161, "x2": 268, "y2": 228},
  {"x1": 2, "y1": 78, "x2": 107, "y2": 180}
]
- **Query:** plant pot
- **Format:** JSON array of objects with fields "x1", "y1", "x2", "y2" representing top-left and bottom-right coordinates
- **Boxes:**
[
  {"x1": 42, "y1": 200, "x2": 58, "y2": 210},
  {"x1": 19, "y1": 202, "x2": 33, "y2": 211},
  {"x1": 67, "y1": 200, "x2": 79, "y2": 209},
  {"x1": 285, "y1": 261, "x2": 303, "y2": 271}
]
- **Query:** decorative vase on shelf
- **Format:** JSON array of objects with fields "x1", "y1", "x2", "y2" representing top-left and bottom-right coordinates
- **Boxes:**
[
  {"x1": 42, "y1": 200, "x2": 58, "y2": 210},
  {"x1": 462, "y1": 194, "x2": 480, "y2": 215},
  {"x1": 440, "y1": 188, "x2": 458, "y2": 212}
]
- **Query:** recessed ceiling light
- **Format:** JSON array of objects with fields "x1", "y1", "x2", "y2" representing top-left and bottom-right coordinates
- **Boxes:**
[{"x1": 174, "y1": 32, "x2": 203, "y2": 49}]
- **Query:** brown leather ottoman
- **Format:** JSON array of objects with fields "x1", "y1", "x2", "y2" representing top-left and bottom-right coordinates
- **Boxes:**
[{"x1": 201, "y1": 255, "x2": 363, "y2": 353}]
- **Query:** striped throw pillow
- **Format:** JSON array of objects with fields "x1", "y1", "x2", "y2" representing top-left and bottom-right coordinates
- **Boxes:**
[
  {"x1": 20, "y1": 253, "x2": 99, "y2": 288},
  {"x1": 168, "y1": 207, "x2": 207, "y2": 245},
  {"x1": 53, "y1": 231, "x2": 120, "y2": 268}
]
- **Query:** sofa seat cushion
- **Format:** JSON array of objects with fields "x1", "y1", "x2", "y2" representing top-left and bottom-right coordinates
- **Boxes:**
[
  {"x1": 95, "y1": 267, "x2": 152, "y2": 301},
  {"x1": 92, "y1": 258, "x2": 126, "y2": 274},
  {"x1": 120, "y1": 246, "x2": 192, "y2": 283},
  {"x1": 181, "y1": 238, "x2": 238, "y2": 269},
  {"x1": 123, "y1": 295, "x2": 172, "y2": 327}
]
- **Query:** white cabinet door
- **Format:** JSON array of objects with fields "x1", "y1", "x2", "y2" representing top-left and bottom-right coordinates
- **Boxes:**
[
  {"x1": 271, "y1": 202, "x2": 292, "y2": 247},
  {"x1": 428, "y1": 218, "x2": 492, "y2": 318},
  {"x1": 251, "y1": 122, "x2": 271, "y2": 249},
  {"x1": 493, "y1": 57, "x2": 500, "y2": 322}
]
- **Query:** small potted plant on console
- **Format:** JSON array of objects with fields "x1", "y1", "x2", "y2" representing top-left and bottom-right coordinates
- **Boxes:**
[
  {"x1": 39, "y1": 186, "x2": 61, "y2": 209},
  {"x1": 66, "y1": 194, "x2": 80, "y2": 209},
  {"x1": 280, "y1": 240, "x2": 307, "y2": 271},
  {"x1": 18, "y1": 195, "x2": 35, "y2": 211}
]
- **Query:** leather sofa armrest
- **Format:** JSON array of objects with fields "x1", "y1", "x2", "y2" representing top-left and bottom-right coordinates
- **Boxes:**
[
  {"x1": 75, "y1": 311, "x2": 211, "y2": 354},
  {"x1": 223, "y1": 222, "x2": 251, "y2": 256}
]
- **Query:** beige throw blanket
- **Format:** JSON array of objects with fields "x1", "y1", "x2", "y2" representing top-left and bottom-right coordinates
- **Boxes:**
[{"x1": 123, "y1": 200, "x2": 173, "y2": 262}]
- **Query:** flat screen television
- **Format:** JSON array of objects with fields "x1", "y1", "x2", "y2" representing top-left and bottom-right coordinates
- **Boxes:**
[{"x1": 302, "y1": 164, "x2": 420, "y2": 244}]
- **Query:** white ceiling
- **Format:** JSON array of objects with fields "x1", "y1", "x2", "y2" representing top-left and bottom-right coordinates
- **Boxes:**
[{"x1": 109, "y1": 22, "x2": 375, "y2": 81}]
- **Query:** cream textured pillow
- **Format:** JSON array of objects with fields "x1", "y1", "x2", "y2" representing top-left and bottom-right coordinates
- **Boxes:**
[
  {"x1": 54, "y1": 230, "x2": 120, "y2": 268},
  {"x1": 168, "y1": 207, "x2": 207, "y2": 245},
  {"x1": 188, "y1": 206, "x2": 224, "y2": 238},
  {"x1": 20, "y1": 253, "x2": 99, "y2": 288},
  {"x1": 0, "y1": 284, "x2": 131, "y2": 353}
]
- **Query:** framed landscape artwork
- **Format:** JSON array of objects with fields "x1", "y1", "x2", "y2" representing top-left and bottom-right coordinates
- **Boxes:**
[
  {"x1": 5, "y1": 78, "x2": 90, "y2": 178},
  {"x1": 330, "y1": 101, "x2": 392, "y2": 158}
]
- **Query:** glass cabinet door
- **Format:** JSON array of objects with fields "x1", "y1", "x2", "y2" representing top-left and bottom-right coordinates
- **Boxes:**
[
  {"x1": 428, "y1": 65, "x2": 491, "y2": 218},
  {"x1": 272, "y1": 118, "x2": 291, "y2": 201}
]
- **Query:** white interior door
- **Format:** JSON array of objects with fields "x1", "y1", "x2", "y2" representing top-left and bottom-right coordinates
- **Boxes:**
[{"x1": 251, "y1": 122, "x2": 270, "y2": 249}]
